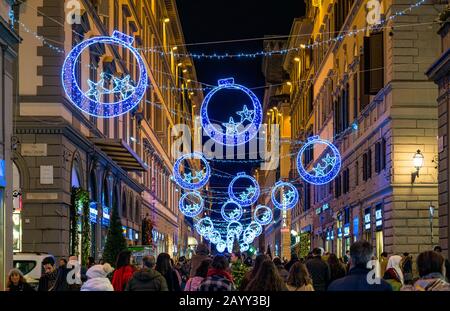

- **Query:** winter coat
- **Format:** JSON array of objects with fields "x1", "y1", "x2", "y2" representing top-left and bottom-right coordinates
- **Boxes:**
[
  {"x1": 160, "y1": 269, "x2": 182, "y2": 291},
  {"x1": 81, "y1": 265, "x2": 114, "y2": 291},
  {"x1": 329, "y1": 263, "x2": 346, "y2": 283},
  {"x1": 112, "y1": 265, "x2": 135, "y2": 291},
  {"x1": 125, "y1": 268, "x2": 168, "y2": 291},
  {"x1": 328, "y1": 267, "x2": 393, "y2": 291},
  {"x1": 38, "y1": 269, "x2": 58, "y2": 291},
  {"x1": 401, "y1": 273, "x2": 450, "y2": 291},
  {"x1": 184, "y1": 276, "x2": 205, "y2": 291},
  {"x1": 305, "y1": 256, "x2": 331, "y2": 291},
  {"x1": 384, "y1": 267, "x2": 403, "y2": 291},
  {"x1": 8, "y1": 282, "x2": 35, "y2": 292},
  {"x1": 198, "y1": 269, "x2": 235, "y2": 292}
]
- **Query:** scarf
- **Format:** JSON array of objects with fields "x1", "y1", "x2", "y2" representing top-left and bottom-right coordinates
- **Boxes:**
[
  {"x1": 207, "y1": 268, "x2": 233, "y2": 282},
  {"x1": 386, "y1": 255, "x2": 404, "y2": 284}
]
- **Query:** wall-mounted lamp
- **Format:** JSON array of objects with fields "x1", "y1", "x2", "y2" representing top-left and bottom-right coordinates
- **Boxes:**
[
  {"x1": 163, "y1": 18, "x2": 170, "y2": 23},
  {"x1": 411, "y1": 149, "x2": 424, "y2": 184},
  {"x1": 290, "y1": 229, "x2": 298, "y2": 236},
  {"x1": 294, "y1": 57, "x2": 300, "y2": 62}
]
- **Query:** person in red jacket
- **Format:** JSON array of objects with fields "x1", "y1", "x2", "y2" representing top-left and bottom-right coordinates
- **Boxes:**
[{"x1": 112, "y1": 251, "x2": 135, "y2": 291}]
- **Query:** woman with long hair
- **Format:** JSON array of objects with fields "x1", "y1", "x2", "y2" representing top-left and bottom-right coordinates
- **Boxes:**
[
  {"x1": 7, "y1": 269, "x2": 35, "y2": 291},
  {"x1": 244, "y1": 259, "x2": 287, "y2": 291},
  {"x1": 239, "y1": 254, "x2": 267, "y2": 290},
  {"x1": 286, "y1": 262, "x2": 314, "y2": 291},
  {"x1": 184, "y1": 258, "x2": 212, "y2": 291},
  {"x1": 327, "y1": 253, "x2": 346, "y2": 283},
  {"x1": 156, "y1": 253, "x2": 181, "y2": 291},
  {"x1": 112, "y1": 250, "x2": 135, "y2": 291}
]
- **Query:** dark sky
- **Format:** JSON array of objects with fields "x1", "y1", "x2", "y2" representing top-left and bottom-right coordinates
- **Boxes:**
[{"x1": 175, "y1": 0, "x2": 305, "y2": 225}]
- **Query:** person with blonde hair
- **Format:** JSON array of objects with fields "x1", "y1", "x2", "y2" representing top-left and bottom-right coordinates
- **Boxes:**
[{"x1": 286, "y1": 262, "x2": 314, "y2": 291}]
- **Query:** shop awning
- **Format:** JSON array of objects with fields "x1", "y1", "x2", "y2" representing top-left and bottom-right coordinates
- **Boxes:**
[{"x1": 90, "y1": 138, "x2": 146, "y2": 171}]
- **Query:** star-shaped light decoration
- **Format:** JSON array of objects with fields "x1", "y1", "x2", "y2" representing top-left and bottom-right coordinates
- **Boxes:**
[
  {"x1": 194, "y1": 170, "x2": 205, "y2": 181},
  {"x1": 182, "y1": 172, "x2": 193, "y2": 183},
  {"x1": 239, "y1": 185, "x2": 257, "y2": 201},
  {"x1": 236, "y1": 105, "x2": 255, "y2": 123},
  {"x1": 312, "y1": 163, "x2": 326, "y2": 177},
  {"x1": 228, "y1": 208, "x2": 241, "y2": 219},
  {"x1": 322, "y1": 153, "x2": 336, "y2": 168},
  {"x1": 222, "y1": 117, "x2": 240, "y2": 135},
  {"x1": 261, "y1": 212, "x2": 271, "y2": 222},
  {"x1": 185, "y1": 203, "x2": 200, "y2": 213},
  {"x1": 112, "y1": 75, "x2": 136, "y2": 99},
  {"x1": 86, "y1": 78, "x2": 106, "y2": 101}
]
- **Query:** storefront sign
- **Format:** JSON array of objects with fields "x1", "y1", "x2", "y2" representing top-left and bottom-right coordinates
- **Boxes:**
[
  {"x1": 337, "y1": 227, "x2": 343, "y2": 238},
  {"x1": 343, "y1": 224, "x2": 350, "y2": 237},
  {"x1": 102, "y1": 206, "x2": 110, "y2": 227},
  {"x1": 315, "y1": 207, "x2": 322, "y2": 215},
  {"x1": 89, "y1": 202, "x2": 98, "y2": 223},
  {"x1": 326, "y1": 229, "x2": 334, "y2": 241},
  {"x1": 353, "y1": 217, "x2": 359, "y2": 238},
  {"x1": 122, "y1": 226, "x2": 127, "y2": 237},
  {"x1": 0, "y1": 159, "x2": 6, "y2": 187},
  {"x1": 364, "y1": 208, "x2": 371, "y2": 230},
  {"x1": 40, "y1": 165, "x2": 54, "y2": 185},
  {"x1": 322, "y1": 203, "x2": 329, "y2": 211},
  {"x1": 375, "y1": 205, "x2": 383, "y2": 229},
  {"x1": 128, "y1": 228, "x2": 134, "y2": 240},
  {"x1": 21, "y1": 143, "x2": 47, "y2": 156}
]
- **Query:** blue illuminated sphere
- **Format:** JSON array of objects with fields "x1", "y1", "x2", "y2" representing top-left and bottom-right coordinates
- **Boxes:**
[
  {"x1": 220, "y1": 200, "x2": 243, "y2": 222},
  {"x1": 178, "y1": 191, "x2": 204, "y2": 218},
  {"x1": 61, "y1": 31, "x2": 148, "y2": 118},
  {"x1": 173, "y1": 152, "x2": 211, "y2": 190},
  {"x1": 296, "y1": 135, "x2": 341, "y2": 185},
  {"x1": 200, "y1": 78, "x2": 262, "y2": 146},
  {"x1": 253, "y1": 205, "x2": 273, "y2": 226},
  {"x1": 228, "y1": 172, "x2": 260, "y2": 207},
  {"x1": 271, "y1": 181, "x2": 299, "y2": 210}
]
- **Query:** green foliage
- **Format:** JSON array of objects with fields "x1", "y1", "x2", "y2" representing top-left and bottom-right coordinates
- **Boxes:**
[
  {"x1": 102, "y1": 202, "x2": 127, "y2": 267},
  {"x1": 298, "y1": 232, "x2": 311, "y2": 259},
  {"x1": 70, "y1": 187, "x2": 90, "y2": 265},
  {"x1": 231, "y1": 260, "x2": 249, "y2": 289}
]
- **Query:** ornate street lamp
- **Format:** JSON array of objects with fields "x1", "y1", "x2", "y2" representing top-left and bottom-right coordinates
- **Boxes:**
[{"x1": 411, "y1": 150, "x2": 424, "y2": 184}]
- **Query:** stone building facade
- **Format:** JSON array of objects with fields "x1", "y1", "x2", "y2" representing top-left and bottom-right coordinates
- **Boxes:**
[
  {"x1": 0, "y1": 0, "x2": 20, "y2": 291},
  {"x1": 286, "y1": 0, "x2": 443, "y2": 259},
  {"x1": 12, "y1": 0, "x2": 201, "y2": 261},
  {"x1": 427, "y1": 19, "x2": 450, "y2": 258}
]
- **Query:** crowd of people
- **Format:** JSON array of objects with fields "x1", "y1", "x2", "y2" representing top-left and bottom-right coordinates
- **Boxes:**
[{"x1": 6, "y1": 242, "x2": 450, "y2": 292}]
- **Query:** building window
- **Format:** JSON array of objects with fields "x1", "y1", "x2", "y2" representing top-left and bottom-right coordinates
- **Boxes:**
[
  {"x1": 381, "y1": 138, "x2": 387, "y2": 170},
  {"x1": 364, "y1": 31, "x2": 385, "y2": 96},
  {"x1": 335, "y1": 174, "x2": 342, "y2": 198},
  {"x1": 343, "y1": 168, "x2": 350, "y2": 194},
  {"x1": 375, "y1": 142, "x2": 381, "y2": 174},
  {"x1": 355, "y1": 161, "x2": 359, "y2": 186}
]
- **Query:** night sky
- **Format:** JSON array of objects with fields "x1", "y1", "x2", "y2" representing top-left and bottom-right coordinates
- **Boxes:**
[{"x1": 176, "y1": 0, "x2": 305, "y2": 225}]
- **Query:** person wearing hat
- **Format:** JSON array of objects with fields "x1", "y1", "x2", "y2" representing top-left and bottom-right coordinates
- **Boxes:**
[
  {"x1": 81, "y1": 263, "x2": 114, "y2": 291},
  {"x1": 6, "y1": 268, "x2": 35, "y2": 291}
]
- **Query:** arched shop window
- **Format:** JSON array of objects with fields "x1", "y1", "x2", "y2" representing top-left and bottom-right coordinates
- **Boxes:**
[
  {"x1": 71, "y1": 163, "x2": 81, "y2": 188},
  {"x1": 12, "y1": 162, "x2": 22, "y2": 252}
]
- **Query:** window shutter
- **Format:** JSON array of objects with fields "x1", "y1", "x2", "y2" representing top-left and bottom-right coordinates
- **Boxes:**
[
  {"x1": 382, "y1": 138, "x2": 387, "y2": 170},
  {"x1": 369, "y1": 32, "x2": 384, "y2": 94},
  {"x1": 363, "y1": 153, "x2": 367, "y2": 181},
  {"x1": 367, "y1": 149, "x2": 372, "y2": 179},
  {"x1": 375, "y1": 142, "x2": 381, "y2": 173}
]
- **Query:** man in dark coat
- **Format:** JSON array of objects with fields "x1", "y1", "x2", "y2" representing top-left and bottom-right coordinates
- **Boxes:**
[
  {"x1": 125, "y1": 256, "x2": 168, "y2": 291},
  {"x1": 434, "y1": 246, "x2": 450, "y2": 282},
  {"x1": 328, "y1": 241, "x2": 392, "y2": 291},
  {"x1": 189, "y1": 243, "x2": 210, "y2": 278},
  {"x1": 305, "y1": 248, "x2": 331, "y2": 291}
]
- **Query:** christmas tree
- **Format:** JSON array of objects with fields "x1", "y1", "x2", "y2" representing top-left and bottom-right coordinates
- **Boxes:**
[{"x1": 102, "y1": 203, "x2": 127, "y2": 267}]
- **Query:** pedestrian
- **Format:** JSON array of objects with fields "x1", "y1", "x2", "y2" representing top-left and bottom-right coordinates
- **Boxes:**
[
  {"x1": 327, "y1": 253, "x2": 346, "y2": 283},
  {"x1": 111, "y1": 250, "x2": 135, "y2": 291},
  {"x1": 87, "y1": 256, "x2": 96, "y2": 269},
  {"x1": 125, "y1": 255, "x2": 168, "y2": 291},
  {"x1": 81, "y1": 263, "x2": 114, "y2": 291},
  {"x1": 38, "y1": 257, "x2": 59, "y2": 291},
  {"x1": 171, "y1": 258, "x2": 183, "y2": 287},
  {"x1": 305, "y1": 247, "x2": 331, "y2": 291},
  {"x1": 189, "y1": 243, "x2": 210, "y2": 278},
  {"x1": 239, "y1": 254, "x2": 267, "y2": 290},
  {"x1": 284, "y1": 253, "x2": 299, "y2": 272},
  {"x1": 383, "y1": 255, "x2": 404, "y2": 291},
  {"x1": 6, "y1": 268, "x2": 35, "y2": 292},
  {"x1": 343, "y1": 250, "x2": 350, "y2": 264},
  {"x1": 379, "y1": 252, "x2": 388, "y2": 276},
  {"x1": 184, "y1": 258, "x2": 212, "y2": 291},
  {"x1": 244, "y1": 259, "x2": 287, "y2": 291},
  {"x1": 198, "y1": 254, "x2": 235, "y2": 291},
  {"x1": 328, "y1": 241, "x2": 392, "y2": 291},
  {"x1": 286, "y1": 262, "x2": 314, "y2": 291},
  {"x1": 433, "y1": 246, "x2": 450, "y2": 281},
  {"x1": 156, "y1": 253, "x2": 181, "y2": 291},
  {"x1": 401, "y1": 252, "x2": 413, "y2": 285},
  {"x1": 59, "y1": 258, "x2": 67, "y2": 269},
  {"x1": 401, "y1": 251, "x2": 450, "y2": 291},
  {"x1": 272, "y1": 257, "x2": 289, "y2": 282}
]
